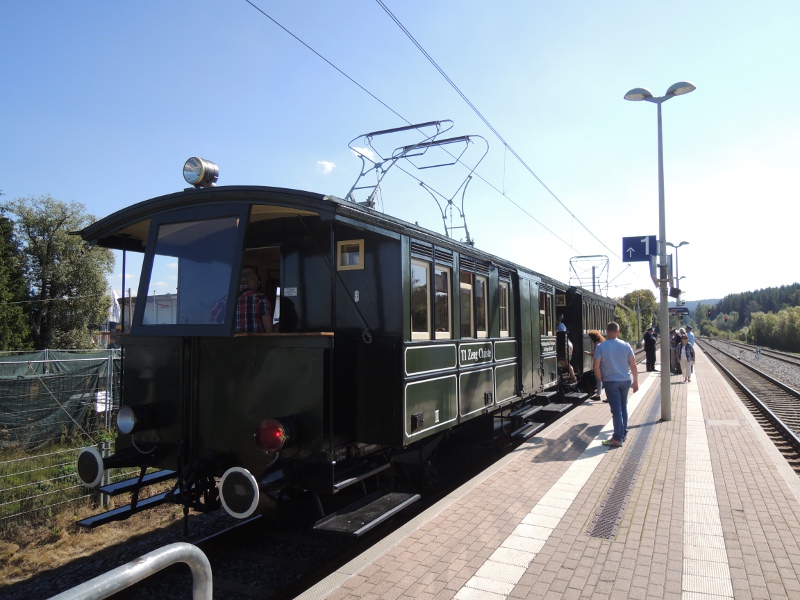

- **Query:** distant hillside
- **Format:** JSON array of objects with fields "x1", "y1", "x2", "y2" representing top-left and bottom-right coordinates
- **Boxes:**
[
  {"x1": 716, "y1": 283, "x2": 800, "y2": 322},
  {"x1": 668, "y1": 283, "x2": 800, "y2": 326}
]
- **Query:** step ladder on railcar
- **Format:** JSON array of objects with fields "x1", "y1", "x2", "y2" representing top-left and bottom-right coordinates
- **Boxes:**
[
  {"x1": 77, "y1": 468, "x2": 178, "y2": 529},
  {"x1": 312, "y1": 458, "x2": 420, "y2": 537}
]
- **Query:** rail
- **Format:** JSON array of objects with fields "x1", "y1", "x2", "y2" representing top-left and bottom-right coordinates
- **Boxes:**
[
  {"x1": 699, "y1": 340, "x2": 800, "y2": 456},
  {"x1": 47, "y1": 542, "x2": 212, "y2": 600}
]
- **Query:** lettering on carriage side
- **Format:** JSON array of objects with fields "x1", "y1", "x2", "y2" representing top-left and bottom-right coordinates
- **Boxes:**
[{"x1": 459, "y1": 342, "x2": 493, "y2": 366}]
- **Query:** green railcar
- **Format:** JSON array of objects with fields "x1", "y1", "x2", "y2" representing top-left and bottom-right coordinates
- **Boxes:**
[{"x1": 76, "y1": 160, "x2": 614, "y2": 533}]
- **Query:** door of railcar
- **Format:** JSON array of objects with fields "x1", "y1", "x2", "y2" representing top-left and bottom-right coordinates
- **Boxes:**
[{"x1": 538, "y1": 283, "x2": 558, "y2": 388}]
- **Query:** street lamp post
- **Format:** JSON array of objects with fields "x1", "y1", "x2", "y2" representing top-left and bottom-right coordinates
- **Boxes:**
[
  {"x1": 625, "y1": 81, "x2": 696, "y2": 422},
  {"x1": 667, "y1": 241, "x2": 689, "y2": 290}
]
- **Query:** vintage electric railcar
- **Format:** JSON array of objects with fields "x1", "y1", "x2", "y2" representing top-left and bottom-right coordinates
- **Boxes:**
[{"x1": 76, "y1": 161, "x2": 615, "y2": 533}]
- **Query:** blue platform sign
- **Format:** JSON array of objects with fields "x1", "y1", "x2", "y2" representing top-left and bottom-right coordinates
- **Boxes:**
[{"x1": 622, "y1": 235, "x2": 657, "y2": 262}]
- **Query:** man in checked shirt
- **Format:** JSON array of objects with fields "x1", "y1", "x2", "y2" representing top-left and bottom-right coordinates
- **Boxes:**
[{"x1": 211, "y1": 266, "x2": 273, "y2": 333}]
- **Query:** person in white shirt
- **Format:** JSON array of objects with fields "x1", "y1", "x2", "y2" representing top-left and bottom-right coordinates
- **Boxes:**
[{"x1": 678, "y1": 334, "x2": 695, "y2": 382}]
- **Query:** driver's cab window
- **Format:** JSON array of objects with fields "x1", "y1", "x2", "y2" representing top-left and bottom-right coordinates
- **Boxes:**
[
  {"x1": 134, "y1": 204, "x2": 292, "y2": 335},
  {"x1": 141, "y1": 217, "x2": 239, "y2": 326}
]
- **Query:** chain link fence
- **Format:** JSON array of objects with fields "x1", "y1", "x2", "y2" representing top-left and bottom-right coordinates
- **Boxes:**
[{"x1": 0, "y1": 349, "x2": 120, "y2": 533}]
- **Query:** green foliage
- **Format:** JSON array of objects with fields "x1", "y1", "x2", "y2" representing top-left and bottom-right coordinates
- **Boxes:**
[
  {"x1": 619, "y1": 289, "x2": 657, "y2": 341},
  {"x1": 716, "y1": 283, "x2": 800, "y2": 325},
  {"x1": 0, "y1": 216, "x2": 32, "y2": 350},
  {"x1": 749, "y1": 306, "x2": 800, "y2": 352},
  {"x1": 614, "y1": 307, "x2": 633, "y2": 342},
  {"x1": 714, "y1": 311, "x2": 739, "y2": 331},
  {"x1": 1, "y1": 196, "x2": 114, "y2": 349}
]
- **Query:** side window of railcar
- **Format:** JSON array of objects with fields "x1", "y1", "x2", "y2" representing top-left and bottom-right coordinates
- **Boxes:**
[
  {"x1": 539, "y1": 291, "x2": 554, "y2": 336},
  {"x1": 459, "y1": 270, "x2": 488, "y2": 339},
  {"x1": 337, "y1": 239, "x2": 364, "y2": 270},
  {"x1": 434, "y1": 265, "x2": 451, "y2": 339},
  {"x1": 460, "y1": 272, "x2": 473, "y2": 338},
  {"x1": 411, "y1": 259, "x2": 431, "y2": 340},
  {"x1": 475, "y1": 274, "x2": 488, "y2": 338},
  {"x1": 141, "y1": 217, "x2": 239, "y2": 326},
  {"x1": 499, "y1": 282, "x2": 509, "y2": 337}
]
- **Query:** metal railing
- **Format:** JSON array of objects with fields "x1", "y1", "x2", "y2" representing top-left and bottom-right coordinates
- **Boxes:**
[{"x1": 47, "y1": 542, "x2": 212, "y2": 600}]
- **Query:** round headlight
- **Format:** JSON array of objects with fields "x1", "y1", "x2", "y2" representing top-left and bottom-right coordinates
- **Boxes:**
[
  {"x1": 117, "y1": 405, "x2": 137, "y2": 435},
  {"x1": 183, "y1": 157, "x2": 219, "y2": 188}
]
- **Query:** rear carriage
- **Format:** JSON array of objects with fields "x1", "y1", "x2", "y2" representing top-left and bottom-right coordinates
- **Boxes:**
[{"x1": 76, "y1": 164, "x2": 614, "y2": 532}]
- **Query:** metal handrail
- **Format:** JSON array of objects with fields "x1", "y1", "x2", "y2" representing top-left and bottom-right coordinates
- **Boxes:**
[{"x1": 47, "y1": 542, "x2": 212, "y2": 600}]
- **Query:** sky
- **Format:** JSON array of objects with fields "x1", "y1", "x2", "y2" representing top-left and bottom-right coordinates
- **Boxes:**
[{"x1": 2, "y1": 1, "x2": 798, "y2": 304}]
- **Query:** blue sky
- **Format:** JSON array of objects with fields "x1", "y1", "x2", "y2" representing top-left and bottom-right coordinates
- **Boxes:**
[{"x1": 2, "y1": 1, "x2": 798, "y2": 303}]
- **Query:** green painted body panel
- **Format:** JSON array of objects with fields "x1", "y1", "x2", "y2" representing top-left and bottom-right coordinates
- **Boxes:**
[
  {"x1": 118, "y1": 334, "x2": 333, "y2": 476},
  {"x1": 494, "y1": 339, "x2": 516, "y2": 361},
  {"x1": 495, "y1": 363, "x2": 517, "y2": 403},
  {"x1": 404, "y1": 375, "x2": 458, "y2": 439},
  {"x1": 197, "y1": 336, "x2": 331, "y2": 473},
  {"x1": 405, "y1": 344, "x2": 457, "y2": 375},
  {"x1": 459, "y1": 368, "x2": 493, "y2": 417},
  {"x1": 118, "y1": 336, "x2": 183, "y2": 471}
]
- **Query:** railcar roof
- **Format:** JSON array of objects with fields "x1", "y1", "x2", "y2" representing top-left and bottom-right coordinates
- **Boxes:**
[
  {"x1": 79, "y1": 186, "x2": 331, "y2": 251},
  {"x1": 79, "y1": 184, "x2": 611, "y2": 302}
]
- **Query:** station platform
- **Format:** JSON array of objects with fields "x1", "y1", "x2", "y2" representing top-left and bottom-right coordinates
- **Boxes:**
[{"x1": 299, "y1": 346, "x2": 800, "y2": 600}]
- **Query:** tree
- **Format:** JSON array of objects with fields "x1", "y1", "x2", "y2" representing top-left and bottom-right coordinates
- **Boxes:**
[
  {"x1": 1, "y1": 196, "x2": 114, "y2": 349},
  {"x1": 0, "y1": 215, "x2": 32, "y2": 350},
  {"x1": 619, "y1": 289, "x2": 658, "y2": 339},
  {"x1": 614, "y1": 306, "x2": 635, "y2": 343}
]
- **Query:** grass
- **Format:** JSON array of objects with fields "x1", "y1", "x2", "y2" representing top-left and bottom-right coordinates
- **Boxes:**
[{"x1": 0, "y1": 425, "x2": 134, "y2": 534}]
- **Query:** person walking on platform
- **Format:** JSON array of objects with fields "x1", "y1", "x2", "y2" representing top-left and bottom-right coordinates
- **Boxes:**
[
  {"x1": 678, "y1": 333, "x2": 695, "y2": 382},
  {"x1": 593, "y1": 322, "x2": 639, "y2": 448},
  {"x1": 643, "y1": 326, "x2": 657, "y2": 371}
]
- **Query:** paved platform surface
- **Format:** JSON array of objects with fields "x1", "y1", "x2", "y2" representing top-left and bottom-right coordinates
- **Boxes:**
[{"x1": 299, "y1": 346, "x2": 800, "y2": 600}]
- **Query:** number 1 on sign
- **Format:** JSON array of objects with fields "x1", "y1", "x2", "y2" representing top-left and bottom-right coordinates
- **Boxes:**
[{"x1": 641, "y1": 237, "x2": 650, "y2": 256}]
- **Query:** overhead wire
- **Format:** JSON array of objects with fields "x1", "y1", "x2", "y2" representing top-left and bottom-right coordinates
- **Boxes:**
[
  {"x1": 243, "y1": 0, "x2": 629, "y2": 276},
  {"x1": 373, "y1": 0, "x2": 623, "y2": 263},
  {"x1": 243, "y1": 0, "x2": 409, "y2": 125},
  {"x1": 243, "y1": 0, "x2": 578, "y2": 253}
]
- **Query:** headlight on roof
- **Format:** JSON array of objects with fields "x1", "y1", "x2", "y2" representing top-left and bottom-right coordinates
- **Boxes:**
[{"x1": 183, "y1": 157, "x2": 219, "y2": 188}]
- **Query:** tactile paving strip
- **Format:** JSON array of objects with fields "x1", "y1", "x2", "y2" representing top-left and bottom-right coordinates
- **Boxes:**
[{"x1": 586, "y1": 393, "x2": 661, "y2": 539}]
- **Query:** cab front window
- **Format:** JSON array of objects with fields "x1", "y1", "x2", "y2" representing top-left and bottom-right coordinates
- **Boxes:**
[{"x1": 140, "y1": 216, "x2": 241, "y2": 327}]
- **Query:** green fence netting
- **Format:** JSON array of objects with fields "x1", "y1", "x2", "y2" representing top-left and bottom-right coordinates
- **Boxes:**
[{"x1": 0, "y1": 350, "x2": 121, "y2": 450}]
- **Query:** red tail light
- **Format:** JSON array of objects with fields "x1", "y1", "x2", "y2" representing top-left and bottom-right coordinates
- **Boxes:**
[{"x1": 255, "y1": 418, "x2": 292, "y2": 453}]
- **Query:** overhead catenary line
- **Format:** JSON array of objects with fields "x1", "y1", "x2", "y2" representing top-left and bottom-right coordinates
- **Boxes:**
[
  {"x1": 373, "y1": 0, "x2": 623, "y2": 263},
  {"x1": 243, "y1": 1, "x2": 626, "y2": 272},
  {"x1": 243, "y1": 0, "x2": 578, "y2": 254}
]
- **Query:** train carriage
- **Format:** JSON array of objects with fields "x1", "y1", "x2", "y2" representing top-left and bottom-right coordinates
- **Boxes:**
[{"x1": 76, "y1": 161, "x2": 615, "y2": 533}]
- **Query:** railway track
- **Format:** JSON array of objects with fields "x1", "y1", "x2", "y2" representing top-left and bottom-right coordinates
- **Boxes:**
[
  {"x1": 705, "y1": 337, "x2": 800, "y2": 367},
  {"x1": 698, "y1": 339, "x2": 800, "y2": 474}
]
